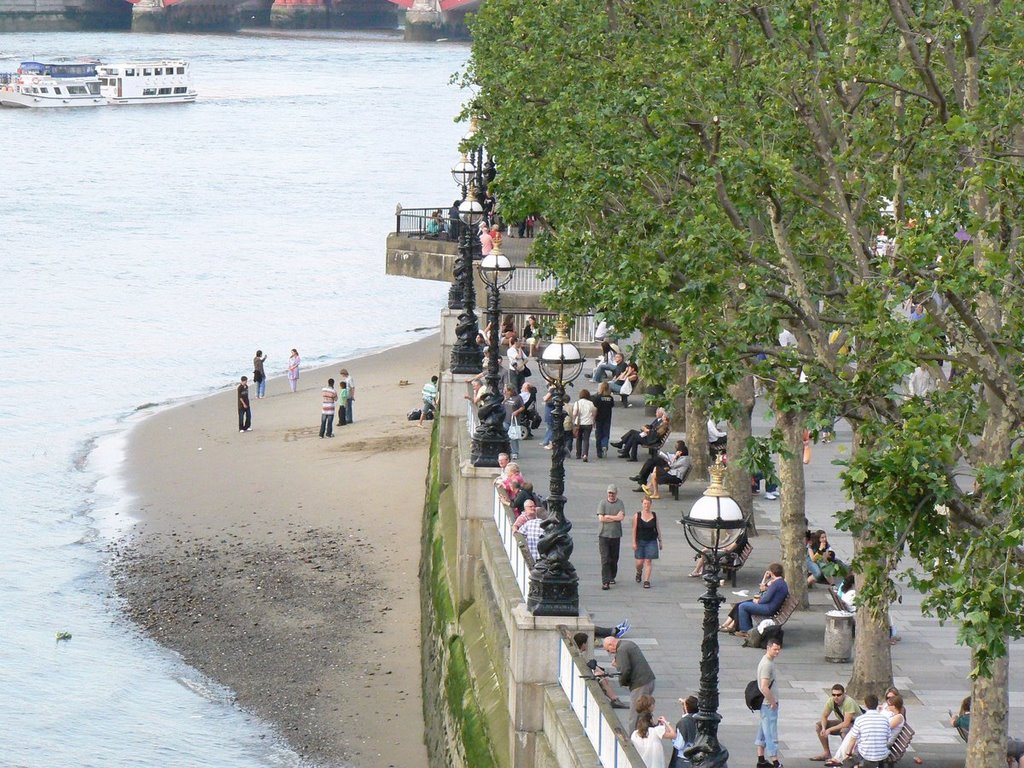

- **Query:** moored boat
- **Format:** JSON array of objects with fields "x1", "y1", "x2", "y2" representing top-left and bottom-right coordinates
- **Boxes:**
[
  {"x1": 0, "y1": 62, "x2": 105, "y2": 109},
  {"x1": 97, "y1": 60, "x2": 197, "y2": 105}
]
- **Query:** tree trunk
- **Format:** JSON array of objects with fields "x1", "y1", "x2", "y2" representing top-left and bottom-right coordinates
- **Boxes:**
[
  {"x1": 967, "y1": 650, "x2": 1009, "y2": 768},
  {"x1": 671, "y1": 359, "x2": 687, "y2": 435},
  {"x1": 686, "y1": 357, "x2": 710, "y2": 482},
  {"x1": 725, "y1": 375, "x2": 755, "y2": 520},
  {"x1": 846, "y1": 428, "x2": 894, "y2": 698},
  {"x1": 776, "y1": 409, "x2": 808, "y2": 608}
]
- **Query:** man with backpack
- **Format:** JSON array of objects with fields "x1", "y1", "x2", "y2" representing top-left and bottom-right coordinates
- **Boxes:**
[{"x1": 755, "y1": 639, "x2": 783, "y2": 768}]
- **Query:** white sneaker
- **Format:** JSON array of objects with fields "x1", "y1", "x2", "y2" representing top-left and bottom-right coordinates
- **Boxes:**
[{"x1": 765, "y1": 492, "x2": 779, "y2": 500}]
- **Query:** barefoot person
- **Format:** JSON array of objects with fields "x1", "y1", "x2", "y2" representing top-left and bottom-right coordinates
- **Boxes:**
[
  {"x1": 319, "y1": 378, "x2": 337, "y2": 438},
  {"x1": 287, "y1": 349, "x2": 301, "y2": 393}
]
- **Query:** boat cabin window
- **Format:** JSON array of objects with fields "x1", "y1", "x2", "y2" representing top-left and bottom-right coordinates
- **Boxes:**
[
  {"x1": 155, "y1": 68, "x2": 164, "y2": 76},
  {"x1": 173, "y1": 87, "x2": 187, "y2": 94},
  {"x1": 39, "y1": 87, "x2": 49, "y2": 93},
  {"x1": 87, "y1": 83, "x2": 99, "y2": 94},
  {"x1": 158, "y1": 87, "x2": 171, "y2": 95},
  {"x1": 176, "y1": 67, "x2": 185, "y2": 74},
  {"x1": 143, "y1": 68, "x2": 152, "y2": 76},
  {"x1": 67, "y1": 85, "x2": 86, "y2": 94},
  {"x1": 143, "y1": 88, "x2": 157, "y2": 96},
  {"x1": 53, "y1": 87, "x2": 62, "y2": 94},
  {"x1": 125, "y1": 68, "x2": 135, "y2": 76}
]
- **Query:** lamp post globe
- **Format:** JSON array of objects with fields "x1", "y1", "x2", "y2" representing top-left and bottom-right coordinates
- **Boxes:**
[
  {"x1": 680, "y1": 459, "x2": 745, "y2": 768},
  {"x1": 451, "y1": 152, "x2": 476, "y2": 196},
  {"x1": 528, "y1": 319, "x2": 582, "y2": 616},
  {"x1": 471, "y1": 247, "x2": 514, "y2": 467}
]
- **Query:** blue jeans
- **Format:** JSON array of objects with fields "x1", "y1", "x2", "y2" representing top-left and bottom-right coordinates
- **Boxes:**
[
  {"x1": 319, "y1": 414, "x2": 333, "y2": 438},
  {"x1": 542, "y1": 406, "x2": 554, "y2": 445},
  {"x1": 256, "y1": 379, "x2": 266, "y2": 398},
  {"x1": 592, "y1": 363, "x2": 618, "y2": 382},
  {"x1": 346, "y1": 398, "x2": 353, "y2": 423},
  {"x1": 756, "y1": 702, "x2": 779, "y2": 757},
  {"x1": 807, "y1": 554, "x2": 824, "y2": 582},
  {"x1": 738, "y1": 599, "x2": 774, "y2": 631},
  {"x1": 595, "y1": 419, "x2": 611, "y2": 455}
]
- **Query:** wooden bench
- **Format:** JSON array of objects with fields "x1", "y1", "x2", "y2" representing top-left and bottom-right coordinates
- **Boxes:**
[
  {"x1": 721, "y1": 541, "x2": 753, "y2": 587},
  {"x1": 860, "y1": 722, "x2": 915, "y2": 767},
  {"x1": 668, "y1": 464, "x2": 691, "y2": 500},
  {"x1": 742, "y1": 593, "x2": 800, "y2": 648}
]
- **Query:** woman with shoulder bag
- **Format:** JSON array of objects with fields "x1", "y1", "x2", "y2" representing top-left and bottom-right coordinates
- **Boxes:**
[
  {"x1": 572, "y1": 388, "x2": 597, "y2": 462},
  {"x1": 503, "y1": 384, "x2": 524, "y2": 460}
]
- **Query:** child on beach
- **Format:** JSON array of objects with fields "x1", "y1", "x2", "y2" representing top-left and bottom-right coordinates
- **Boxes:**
[{"x1": 337, "y1": 382, "x2": 349, "y2": 426}]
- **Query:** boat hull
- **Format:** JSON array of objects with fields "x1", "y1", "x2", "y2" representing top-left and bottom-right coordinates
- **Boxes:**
[
  {"x1": 106, "y1": 94, "x2": 196, "y2": 105},
  {"x1": 0, "y1": 90, "x2": 106, "y2": 108}
]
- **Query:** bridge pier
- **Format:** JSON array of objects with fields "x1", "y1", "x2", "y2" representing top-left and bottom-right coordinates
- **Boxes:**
[
  {"x1": 401, "y1": 0, "x2": 471, "y2": 41},
  {"x1": 131, "y1": 0, "x2": 241, "y2": 32}
]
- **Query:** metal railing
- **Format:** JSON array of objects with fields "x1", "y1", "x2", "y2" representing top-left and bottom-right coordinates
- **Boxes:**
[
  {"x1": 508, "y1": 267, "x2": 559, "y2": 293},
  {"x1": 466, "y1": 381, "x2": 480, "y2": 436},
  {"x1": 395, "y1": 206, "x2": 464, "y2": 240},
  {"x1": 556, "y1": 630, "x2": 646, "y2": 768},
  {"x1": 492, "y1": 488, "x2": 531, "y2": 601},
  {"x1": 501, "y1": 313, "x2": 597, "y2": 345}
]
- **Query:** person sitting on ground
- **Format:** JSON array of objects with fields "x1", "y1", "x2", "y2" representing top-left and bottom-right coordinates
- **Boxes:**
[
  {"x1": 642, "y1": 440, "x2": 690, "y2": 499},
  {"x1": 572, "y1": 632, "x2": 630, "y2": 710},
  {"x1": 719, "y1": 563, "x2": 789, "y2": 636},
  {"x1": 426, "y1": 209, "x2": 444, "y2": 237},
  {"x1": 668, "y1": 695, "x2": 699, "y2": 768},
  {"x1": 811, "y1": 684, "x2": 862, "y2": 761},
  {"x1": 612, "y1": 408, "x2": 670, "y2": 461},
  {"x1": 808, "y1": 529, "x2": 848, "y2": 586},
  {"x1": 631, "y1": 706, "x2": 677, "y2": 768},
  {"x1": 610, "y1": 361, "x2": 640, "y2": 406},
  {"x1": 593, "y1": 348, "x2": 626, "y2": 383}
]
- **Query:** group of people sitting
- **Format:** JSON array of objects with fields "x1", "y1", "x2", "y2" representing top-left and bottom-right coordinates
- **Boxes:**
[
  {"x1": 810, "y1": 684, "x2": 907, "y2": 765},
  {"x1": 718, "y1": 564, "x2": 790, "y2": 638},
  {"x1": 592, "y1": 341, "x2": 641, "y2": 407}
]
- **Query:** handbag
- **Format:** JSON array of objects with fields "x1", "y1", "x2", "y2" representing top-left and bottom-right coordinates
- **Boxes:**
[
  {"x1": 620, "y1": 379, "x2": 633, "y2": 396},
  {"x1": 507, "y1": 417, "x2": 524, "y2": 441}
]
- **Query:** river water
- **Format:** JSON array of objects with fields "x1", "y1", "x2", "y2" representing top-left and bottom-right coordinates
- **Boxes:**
[{"x1": 0, "y1": 30, "x2": 467, "y2": 767}]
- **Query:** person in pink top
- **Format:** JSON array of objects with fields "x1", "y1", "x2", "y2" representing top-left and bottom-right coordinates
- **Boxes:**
[{"x1": 478, "y1": 222, "x2": 494, "y2": 255}]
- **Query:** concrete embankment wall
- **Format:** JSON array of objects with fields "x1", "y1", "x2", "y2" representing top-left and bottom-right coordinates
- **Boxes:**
[{"x1": 418, "y1": 313, "x2": 616, "y2": 768}]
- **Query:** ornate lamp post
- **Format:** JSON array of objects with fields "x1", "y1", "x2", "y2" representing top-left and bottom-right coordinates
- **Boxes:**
[
  {"x1": 680, "y1": 459, "x2": 746, "y2": 768},
  {"x1": 451, "y1": 152, "x2": 476, "y2": 198},
  {"x1": 528, "y1": 320, "x2": 583, "y2": 616},
  {"x1": 471, "y1": 248, "x2": 514, "y2": 466},
  {"x1": 450, "y1": 186, "x2": 484, "y2": 374}
]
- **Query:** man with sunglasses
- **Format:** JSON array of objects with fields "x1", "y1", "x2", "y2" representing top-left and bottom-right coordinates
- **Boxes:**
[{"x1": 811, "y1": 684, "x2": 861, "y2": 761}]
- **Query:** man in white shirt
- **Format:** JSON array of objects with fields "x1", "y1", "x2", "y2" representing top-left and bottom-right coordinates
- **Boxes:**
[{"x1": 829, "y1": 693, "x2": 890, "y2": 765}]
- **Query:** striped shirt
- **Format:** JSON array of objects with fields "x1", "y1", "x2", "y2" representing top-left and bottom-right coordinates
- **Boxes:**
[
  {"x1": 321, "y1": 386, "x2": 337, "y2": 415},
  {"x1": 849, "y1": 709, "x2": 892, "y2": 761}
]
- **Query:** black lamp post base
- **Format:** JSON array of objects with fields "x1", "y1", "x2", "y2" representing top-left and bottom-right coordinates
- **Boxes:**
[
  {"x1": 450, "y1": 345, "x2": 483, "y2": 375},
  {"x1": 471, "y1": 430, "x2": 510, "y2": 467},
  {"x1": 684, "y1": 732, "x2": 729, "y2": 767},
  {"x1": 526, "y1": 577, "x2": 579, "y2": 616}
]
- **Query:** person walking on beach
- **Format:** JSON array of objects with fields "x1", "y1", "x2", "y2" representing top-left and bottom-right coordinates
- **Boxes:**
[
  {"x1": 320, "y1": 378, "x2": 337, "y2": 438},
  {"x1": 755, "y1": 639, "x2": 783, "y2": 768},
  {"x1": 338, "y1": 368, "x2": 354, "y2": 423},
  {"x1": 253, "y1": 350, "x2": 268, "y2": 399},
  {"x1": 237, "y1": 376, "x2": 251, "y2": 432},
  {"x1": 287, "y1": 349, "x2": 301, "y2": 393},
  {"x1": 420, "y1": 376, "x2": 439, "y2": 427}
]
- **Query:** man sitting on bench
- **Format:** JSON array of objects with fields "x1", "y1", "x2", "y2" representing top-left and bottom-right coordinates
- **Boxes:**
[
  {"x1": 611, "y1": 408, "x2": 669, "y2": 461},
  {"x1": 719, "y1": 563, "x2": 789, "y2": 637}
]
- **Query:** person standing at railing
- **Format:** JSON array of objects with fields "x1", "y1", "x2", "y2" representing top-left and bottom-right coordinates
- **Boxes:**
[
  {"x1": 448, "y1": 200, "x2": 461, "y2": 240},
  {"x1": 602, "y1": 636, "x2": 656, "y2": 734},
  {"x1": 478, "y1": 221, "x2": 494, "y2": 256}
]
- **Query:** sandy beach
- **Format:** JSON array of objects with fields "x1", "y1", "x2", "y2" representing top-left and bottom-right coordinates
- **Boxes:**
[{"x1": 112, "y1": 334, "x2": 441, "y2": 767}]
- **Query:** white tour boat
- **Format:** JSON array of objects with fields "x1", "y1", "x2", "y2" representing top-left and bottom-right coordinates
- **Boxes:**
[
  {"x1": 97, "y1": 60, "x2": 197, "y2": 105},
  {"x1": 0, "y1": 62, "x2": 105, "y2": 109}
]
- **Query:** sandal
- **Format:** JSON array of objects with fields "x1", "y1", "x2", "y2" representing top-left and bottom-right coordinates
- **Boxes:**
[{"x1": 643, "y1": 581, "x2": 651, "y2": 589}]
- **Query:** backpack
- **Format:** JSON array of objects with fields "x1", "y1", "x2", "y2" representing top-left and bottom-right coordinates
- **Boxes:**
[{"x1": 744, "y1": 680, "x2": 765, "y2": 711}]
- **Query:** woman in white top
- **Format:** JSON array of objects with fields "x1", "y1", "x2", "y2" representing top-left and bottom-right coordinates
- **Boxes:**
[
  {"x1": 571, "y1": 389, "x2": 598, "y2": 461},
  {"x1": 630, "y1": 710, "x2": 676, "y2": 768}
]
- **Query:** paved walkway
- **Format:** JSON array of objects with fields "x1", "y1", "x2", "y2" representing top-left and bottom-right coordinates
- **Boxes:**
[{"x1": 515, "y1": 381, "x2": 1024, "y2": 767}]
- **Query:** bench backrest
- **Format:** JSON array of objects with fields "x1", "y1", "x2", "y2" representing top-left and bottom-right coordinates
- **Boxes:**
[
  {"x1": 887, "y1": 722, "x2": 915, "y2": 763},
  {"x1": 735, "y1": 542, "x2": 753, "y2": 565},
  {"x1": 772, "y1": 594, "x2": 801, "y2": 626}
]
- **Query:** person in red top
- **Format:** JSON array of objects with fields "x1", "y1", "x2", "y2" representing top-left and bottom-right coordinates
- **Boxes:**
[{"x1": 319, "y1": 378, "x2": 337, "y2": 439}]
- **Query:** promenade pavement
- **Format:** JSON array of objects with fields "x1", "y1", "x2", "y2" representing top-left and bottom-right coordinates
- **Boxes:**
[{"x1": 514, "y1": 380, "x2": 1024, "y2": 767}]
